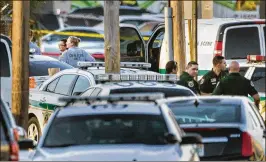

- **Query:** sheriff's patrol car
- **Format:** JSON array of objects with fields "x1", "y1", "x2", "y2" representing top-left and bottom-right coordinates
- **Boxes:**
[
  {"x1": 27, "y1": 62, "x2": 158, "y2": 142},
  {"x1": 31, "y1": 93, "x2": 201, "y2": 161},
  {"x1": 243, "y1": 55, "x2": 265, "y2": 115}
]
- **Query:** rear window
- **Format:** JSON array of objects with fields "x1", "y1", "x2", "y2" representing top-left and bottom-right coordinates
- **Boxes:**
[
  {"x1": 168, "y1": 104, "x2": 241, "y2": 124},
  {"x1": 29, "y1": 61, "x2": 73, "y2": 76},
  {"x1": 110, "y1": 87, "x2": 195, "y2": 97},
  {"x1": 224, "y1": 27, "x2": 261, "y2": 59},
  {"x1": 43, "y1": 114, "x2": 168, "y2": 147},
  {"x1": 0, "y1": 42, "x2": 10, "y2": 77}
]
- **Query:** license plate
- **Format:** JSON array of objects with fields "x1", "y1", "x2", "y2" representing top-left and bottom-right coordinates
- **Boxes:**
[{"x1": 196, "y1": 144, "x2": 204, "y2": 157}]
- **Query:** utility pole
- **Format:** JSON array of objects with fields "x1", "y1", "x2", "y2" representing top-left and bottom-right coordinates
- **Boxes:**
[
  {"x1": 11, "y1": 1, "x2": 30, "y2": 130},
  {"x1": 192, "y1": 0, "x2": 197, "y2": 62},
  {"x1": 104, "y1": 1, "x2": 120, "y2": 73},
  {"x1": 171, "y1": 0, "x2": 186, "y2": 75}
]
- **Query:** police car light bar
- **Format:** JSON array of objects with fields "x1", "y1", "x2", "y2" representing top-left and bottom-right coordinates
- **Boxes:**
[
  {"x1": 94, "y1": 74, "x2": 179, "y2": 82},
  {"x1": 77, "y1": 62, "x2": 151, "y2": 69},
  {"x1": 247, "y1": 55, "x2": 266, "y2": 62},
  {"x1": 58, "y1": 93, "x2": 165, "y2": 104}
]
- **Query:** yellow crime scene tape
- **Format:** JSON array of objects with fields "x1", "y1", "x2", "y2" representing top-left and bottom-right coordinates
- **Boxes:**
[{"x1": 33, "y1": 29, "x2": 150, "y2": 41}]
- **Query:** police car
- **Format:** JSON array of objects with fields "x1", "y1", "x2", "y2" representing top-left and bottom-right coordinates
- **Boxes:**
[
  {"x1": 30, "y1": 93, "x2": 201, "y2": 161},
  {"x1": 226, "y1": 55, "x2": 266, "y2": 110},
  {"x1": 244, "y1": 55, "x2": 265, "y2": 106},
  {"x1": 159, "y1": 96, "x2": 266, "y2": 160},
  {"x1": 28, "y1": 62, "x2": 158, "y2": 142}
]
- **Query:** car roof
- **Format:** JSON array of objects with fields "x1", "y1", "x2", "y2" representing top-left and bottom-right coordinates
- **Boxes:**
[
  {"x1": 197, "y1": 18, "x2": 265, "y2": 25},
  {"x1": 161, "y1": 95, "x2": 248, "y2": 105},
  {"x1": 29, "y1": 55, "x2": 60, "y2": 62},
  {"x1": 119, "y1": 15, "x2": 164, "y2": 21},
  {"x1": 92, "y1": 81, "x2": 192, "y2": 90},
  {"x1": 41, "y1": 26, "x2": 104, "y2": 38},
  {"x1": 57, "y1": 102, "x2": 161, "y2": 117},
  {"x1": 157, "y1": 18, "x2": 265, "y2": 27},
  {"x1": 226, "y1": 59, "x2": 265, "y2": 68},
  {"x1": 59, "y1": 26, "x2": 104, "y2": 32}
]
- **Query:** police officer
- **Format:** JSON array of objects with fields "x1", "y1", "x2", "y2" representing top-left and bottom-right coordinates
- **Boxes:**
[
  {"x1": 199, "y1": 55, "x2": 227, "y2": 95},
  {"x1": 165, "y1": 60, "x2": 178, "y2": 74},
  {"x1": 213, "y1": 61, "x2": 260, "y2": 108},
  {"x1": 177, "y1": 61, "x2": 200, "y2": 95},
  {"x1": 59, "y1": 36, "x2": 95, "y2": 67}
]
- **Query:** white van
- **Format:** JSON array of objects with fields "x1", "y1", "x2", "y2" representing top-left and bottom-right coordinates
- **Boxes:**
[{"x1": 144, "y1": 18, "x2": 265, "y2": 77}]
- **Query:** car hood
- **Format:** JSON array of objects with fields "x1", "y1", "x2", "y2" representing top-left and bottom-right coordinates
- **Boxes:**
[{"x1": 33, "y1": 144, "x2": 180, "y2": 161}]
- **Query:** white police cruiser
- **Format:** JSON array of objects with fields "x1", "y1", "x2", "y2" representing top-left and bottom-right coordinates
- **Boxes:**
[
  {"x1": 244, "y1": 55, "x2": 265, "y2": 104},
  {"x1": 159, "y1": 96, "x2": 266, "y2": 160},
  {"x1": 227, "y1": 55, "x2": 265, "y2": 109},
  {"x1": 28, "y1": 62, "x2": 158, "y2": 142},
  {"x1": 30, "y1": 93, "x2": 201, "y2": 161}
]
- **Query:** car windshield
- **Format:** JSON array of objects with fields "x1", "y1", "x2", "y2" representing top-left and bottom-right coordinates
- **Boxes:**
[
  {"x1": 43, "y1": 114, "x2": 168, "y2": 147},
  {"x1": 29, "y1": 61, "x2": 73, "y2": 76},
  {"x1": 110, "y1": 87, "x2": 195, "y2": 97},
  {"x1": 167, "y1": 103, "x2": 241, "y2": 124}
]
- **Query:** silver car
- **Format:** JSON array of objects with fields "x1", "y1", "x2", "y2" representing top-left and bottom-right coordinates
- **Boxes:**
[
  {"x1": 30, "y1": 93, "x2": 201, "y2": 161},
  {"x1": 159, "y1": 96, "x2": 266, "y2": 160},
  {"x1": 40, "y1": 27, "x2": 104, "y2": 59}
]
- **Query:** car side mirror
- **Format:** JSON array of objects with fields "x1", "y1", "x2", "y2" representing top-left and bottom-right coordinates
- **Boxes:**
[
  {"x1": 29, "y1": 48, "x2": 36, "y2": 55},
  {"x1": 16, "y1": 126, "x2": 27, "y2": 140},
  {"x1": 263, "y1": 130, "x2": 266, "y2": 138},
  {"x1": 18, "y1": 139, "x2": 36, "y2": 150},
  {"x1": 165, "y1": 133, "x2": 179, "y2": 144},
  {"x1": 180, "y1": 133, "x2": 202, "y2": 145}
]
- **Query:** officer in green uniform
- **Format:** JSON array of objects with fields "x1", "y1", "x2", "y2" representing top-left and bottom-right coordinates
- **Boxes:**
[
  {"x1": 213, "y1": 61, "x2": 260, "y2": 108},
  {"x1": 199, "y1": 55, "x2": 227, "y2": 95},
  {"x1": 177, "y1": 61, "x2": 200, "y2": 95}
]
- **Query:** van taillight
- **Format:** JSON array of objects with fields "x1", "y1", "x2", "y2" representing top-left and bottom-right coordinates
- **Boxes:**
[
  {"x1": 214, "y1": 41, "x2": 223, "y2": 56},
  {"x1": 241, "y1": 132, "x2": 253, "y2": 157},
  {"x1": 10, "y1": 142, "x2": 19, "y2": 161}
]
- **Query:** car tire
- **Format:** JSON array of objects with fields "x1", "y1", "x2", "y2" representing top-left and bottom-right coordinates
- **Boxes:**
[{"x1": 28, "y1": 117, "x2": 41, "y2": 143}]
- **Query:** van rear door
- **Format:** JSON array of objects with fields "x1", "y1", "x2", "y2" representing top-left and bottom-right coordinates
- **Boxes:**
[{"x1": 223, "y1": 25, "x2": 264, "y2": 60}]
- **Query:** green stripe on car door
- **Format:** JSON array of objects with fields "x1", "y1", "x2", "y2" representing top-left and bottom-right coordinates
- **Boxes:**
[{"x1": 29, "y1": 99, "x2": 57, "y2": 111}]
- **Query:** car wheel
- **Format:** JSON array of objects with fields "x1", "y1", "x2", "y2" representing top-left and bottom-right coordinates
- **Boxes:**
[{"x1": 28, "y1": 117, "x2": 41, "y2": 143}]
